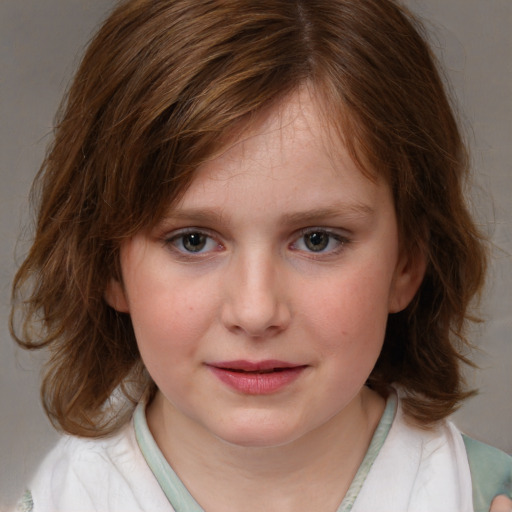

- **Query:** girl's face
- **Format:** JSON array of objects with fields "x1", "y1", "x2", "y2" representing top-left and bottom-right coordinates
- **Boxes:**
[{"x1": 107, "y1": 88, "x2": 424, "y2": 448}]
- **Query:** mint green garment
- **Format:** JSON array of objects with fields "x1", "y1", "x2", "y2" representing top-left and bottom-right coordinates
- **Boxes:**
[{"x1": 463, "y1": 434, "x2": 512, "y2": 512}]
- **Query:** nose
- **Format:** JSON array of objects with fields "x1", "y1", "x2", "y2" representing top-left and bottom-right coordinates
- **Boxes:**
[{"x1": 220, "y1": 248, "x2": 291, "y2": 338}]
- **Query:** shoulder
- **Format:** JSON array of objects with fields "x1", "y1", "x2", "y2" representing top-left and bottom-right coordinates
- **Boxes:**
[
  {"x1": 25, "y1": 421, "x2": 171, "y2": 512},
  {"x1": 32, "y1": 422, "x2": 138, "y2": 485},
  {"x1": 462, "y1": 434, "x2": 512, "y2": 512},
  {"x1": 463, "y1": 434, "x2": 512, "y2": 472},
  {"x1": 353, "y1": 396, "x2": 475, "y2": 511},
  {"x1": 390, "y1": 395, "x2": 512, "y2": 510}
]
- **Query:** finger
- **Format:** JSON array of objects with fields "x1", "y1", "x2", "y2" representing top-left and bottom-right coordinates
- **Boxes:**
[{"x1": 490, "y1": 494, "x2": 512, "y2": 512}]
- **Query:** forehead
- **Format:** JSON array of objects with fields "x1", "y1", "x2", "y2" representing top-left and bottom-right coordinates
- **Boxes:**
[
  {"x1": 195, "y1": 88, "x2": 356, "y2": 176},
  {"x1": 166, "y1": 87, "x2": 390, "y2": 220},
  {"x1": 195, "y1": 84, "x2": 381, "y2": 192}
]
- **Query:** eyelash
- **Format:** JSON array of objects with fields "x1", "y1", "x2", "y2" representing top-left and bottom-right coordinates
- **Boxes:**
[{"x1": 163, "y1": 227, "x2": 350, "y2": 259}]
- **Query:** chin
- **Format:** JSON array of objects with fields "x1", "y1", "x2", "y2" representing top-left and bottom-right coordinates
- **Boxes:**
[
  {"x1": 218, "y1": 430, "x2": 300, "y2": 449},
  {"x1": 210, "y1": 414, "x2": 308, "y2": 449}
]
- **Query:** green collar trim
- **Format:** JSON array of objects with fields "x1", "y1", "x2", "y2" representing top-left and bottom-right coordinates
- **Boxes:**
[
  {"x1": 337, "y1": 392, "x2": 397, "y2": 512},
  {"x1": 134, "y1": 403, "x2": 204, "y2": 511}
]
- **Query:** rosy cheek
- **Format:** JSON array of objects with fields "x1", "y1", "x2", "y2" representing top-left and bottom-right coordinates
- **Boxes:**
[{"x1": 310, "y1": 276, "x2": 388, "y2": 348}]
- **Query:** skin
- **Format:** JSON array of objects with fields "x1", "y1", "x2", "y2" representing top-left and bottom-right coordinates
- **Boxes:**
[
  {"x1": 491, "y1": 495, "x2": 512, "y2": 512},
  {"x1": 106, "y1": 87, "x2": 486, "y2": 511}
]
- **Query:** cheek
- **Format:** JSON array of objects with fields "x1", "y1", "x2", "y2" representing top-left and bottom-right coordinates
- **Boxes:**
[
  {"x1": 129, "y1": 288, "x2": 215, "y2": 397},
  {"x1": 301, "y1": 264, "x2": 392, "y2": 357},
  {"x1": 126, "y1": 272, "x2": 218, "y2": 362}
]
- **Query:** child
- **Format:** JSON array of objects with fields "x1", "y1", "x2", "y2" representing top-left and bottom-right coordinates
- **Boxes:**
[{"x1": 10, "y1": 0, "x2": 511, "y2": 511}]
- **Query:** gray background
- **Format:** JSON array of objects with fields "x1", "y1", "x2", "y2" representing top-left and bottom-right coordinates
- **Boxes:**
[{"x1": 1, "y1": 0, "x2": 510, "y2": 508}]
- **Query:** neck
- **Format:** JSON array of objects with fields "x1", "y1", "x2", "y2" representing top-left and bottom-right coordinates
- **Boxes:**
[{"x1": 147, "y1": 388, "x2": 385, "y2": 512}]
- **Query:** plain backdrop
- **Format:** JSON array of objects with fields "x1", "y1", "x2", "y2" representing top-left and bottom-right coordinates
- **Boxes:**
[{"x1": 1, "y1": 0, "x2": 511, "y2": 508}]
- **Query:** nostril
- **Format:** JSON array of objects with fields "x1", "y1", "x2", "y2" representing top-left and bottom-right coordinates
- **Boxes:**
[{"x1": 221, "y1": 300, "x2": 291, "y2": 338}]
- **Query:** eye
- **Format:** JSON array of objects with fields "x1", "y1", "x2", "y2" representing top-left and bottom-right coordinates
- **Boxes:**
[
  {"x1": 291, "y1": 229, "x2": 347, "y2": 255},
  {"x1": 166, "y1": 230, "x2": 220, "y2": 255},
  {"x1": 303, "y1": 231, "x2": 330, "y2": 252},
  {"x1": 181, "y1": 232, "x2": 208, "y2": 252}
]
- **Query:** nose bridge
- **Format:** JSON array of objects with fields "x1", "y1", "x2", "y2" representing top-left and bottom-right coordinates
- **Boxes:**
[{"x1": 221, "y1": 244, "x2": 289, "y2": 337}]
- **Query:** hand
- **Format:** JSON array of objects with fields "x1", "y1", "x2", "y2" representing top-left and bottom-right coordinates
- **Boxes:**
[{"x1": 490, "y1": 495, "x2": 512, "y2": 512}]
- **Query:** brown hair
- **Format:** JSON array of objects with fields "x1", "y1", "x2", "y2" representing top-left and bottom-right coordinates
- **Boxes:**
[{"x1": 11, "y1": 0, "x2": 487, "y2": 436}]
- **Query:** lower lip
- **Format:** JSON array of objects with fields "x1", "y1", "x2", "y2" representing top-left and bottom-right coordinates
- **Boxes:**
[{"x1": 208, "y1": 366, "x2": 306, "y2": 395}]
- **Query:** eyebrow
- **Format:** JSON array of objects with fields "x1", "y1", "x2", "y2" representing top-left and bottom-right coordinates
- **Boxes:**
[
  {"x1": 280, "y1": 204, "x2": 376, "y2": 225},
  {"x1": 161, "y1": 203, "x2": 375, "y2": 226},
  {"x1": 160, "y1": 208, "x2": 227, "y2": 224}
]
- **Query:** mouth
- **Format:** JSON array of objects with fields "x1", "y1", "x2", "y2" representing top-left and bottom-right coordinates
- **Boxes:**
[
  {"x1": 206, "y1": 360, "x2": 308, "y2": 394},
  {"x1": 209, "y1": 360, "x2": 306, "y2": 372},
  {"x1": 226, "y1": 368, "x2": 293, "y2": 374}
]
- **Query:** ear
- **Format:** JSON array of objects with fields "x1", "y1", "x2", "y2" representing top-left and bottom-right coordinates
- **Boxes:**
[
  {"x1": 105, "y1": 278, "x2": 130, "y2": 313},
  {"x1": 388, "y1": 247, "x2": 427, "y2": 313}
]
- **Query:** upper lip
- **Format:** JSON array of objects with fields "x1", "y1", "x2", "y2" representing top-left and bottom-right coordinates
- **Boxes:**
[{"x1": 208, "y1": 360, "x2": 305, "y2": 372}]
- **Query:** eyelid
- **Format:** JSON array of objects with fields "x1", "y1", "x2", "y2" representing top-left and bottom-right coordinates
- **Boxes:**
[
  {"x1": 163, "y1": 227, "x2": 198, "y2": 243},
  {"x1": 294, "y1": 226, "x2": 351, "y2": 241},
  {"x1": 295, "y1": 225, "x2": 350, "y2": 236}
]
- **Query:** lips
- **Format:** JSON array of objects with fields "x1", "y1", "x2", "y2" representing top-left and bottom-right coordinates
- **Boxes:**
[{"x1": 207, "y1": 360, "x2": 307, "y2": 394}]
